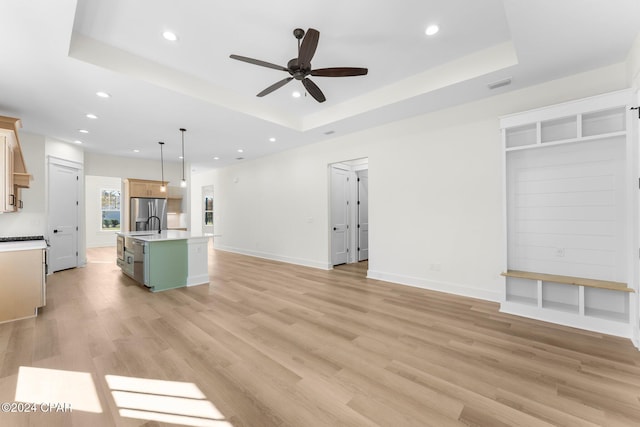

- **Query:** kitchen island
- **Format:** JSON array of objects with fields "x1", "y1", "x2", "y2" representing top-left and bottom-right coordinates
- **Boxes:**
[{"x1": 117, "y1": 230, "x2": 209, "y2": 292}]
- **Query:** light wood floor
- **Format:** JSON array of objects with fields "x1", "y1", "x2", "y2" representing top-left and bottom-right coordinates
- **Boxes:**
[{"x1": 1, "y1": 246, "x2": 640, "y2": 426}]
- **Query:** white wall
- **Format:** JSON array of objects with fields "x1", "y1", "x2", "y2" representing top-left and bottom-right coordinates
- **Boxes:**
[
  {"x1": 85, "y1": 152, "x2": 189, "y2": 240},
  {"x1": 627, "y1": 32, "x2": 640, "y2": 88},
  {"x1": 0, "y1": 134, "x2": 86, "y2": 262},
  {"x1": 85, "y1": 175, "x2": 122, "y2": 248},
  {"x1": 209, "y1": 62, "x2": 629, "y2": 302},
  {"x1": 84, "y1": 152, "x2": 182, "y2": 184},
  {"x1": 190, "y1": 169, "x2": 216, "y2": 235},
  {"x1": 45, "y1": 138, "x2": 85, "y2": 264}
]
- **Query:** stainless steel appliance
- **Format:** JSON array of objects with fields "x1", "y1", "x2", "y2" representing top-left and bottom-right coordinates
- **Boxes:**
[
  {"x1": 130, "y1": 198, "x2": 167, "y2": 232},
  {"x1": 131, "y1": 238, "x2": 146, "y2": 285},
  {"x1": 123, "y1": 236, "x2": 148, "y2": 286},
  {"x1": 116, "y1": 234, "x2": 124, "y2": 262}
]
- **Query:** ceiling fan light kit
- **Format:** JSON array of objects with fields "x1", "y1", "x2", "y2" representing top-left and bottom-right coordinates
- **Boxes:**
[{"x1": 230, "y1": 28, "x2": 368, "y2": 103}]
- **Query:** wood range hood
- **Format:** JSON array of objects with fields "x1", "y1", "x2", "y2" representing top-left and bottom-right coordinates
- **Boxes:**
[{"x1": 0, "y1": 115, "x2": 31, "y2": 188}]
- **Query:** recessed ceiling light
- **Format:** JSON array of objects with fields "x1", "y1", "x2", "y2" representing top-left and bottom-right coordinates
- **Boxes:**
[
  {"x1": 86, "y1": 113, "x2": 98, "y2": 119},
  {"x1": 237, "y1": 149, "x2": 244, "y2": 153},
  {"x1": 425, "y1": 25, "x2": 439, "y2": 36},
  {"x1": 133, "y1": 149, "x2": 140, "y2": 153},
  {"x1": 178, "y1": 156, "x2": 184, "y2": 159},
  {"x1": 96, "y1": 91, "x2": 111, "y2": 98},
  {"x1": 162, "y1": 31, "x2": 178, "y2": 41},
  {"x1": 213, "y1": 156, "x2": 220, "y2": 160},
  {"x1": 78, "y1": 129, "x2": 89, "y2": 134},
  {"x1": 73, "y1": 140, "x2": 83, "y2": 144},
  {"x1": 292, "y1": 91, "x2": 301, "y2": 98},
  {"x1": 269, "y1": 137, "x2": 276, "y2": 142}
]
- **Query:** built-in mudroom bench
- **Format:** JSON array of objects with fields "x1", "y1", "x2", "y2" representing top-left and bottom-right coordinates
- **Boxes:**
[{"x1": 500, "y1": 89, "x2": 639, "y2": 347}]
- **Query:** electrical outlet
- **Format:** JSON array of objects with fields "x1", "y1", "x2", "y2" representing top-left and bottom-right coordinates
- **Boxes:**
[{"x1": 555, "y1": 248, "x2": 565, "y2": 257}]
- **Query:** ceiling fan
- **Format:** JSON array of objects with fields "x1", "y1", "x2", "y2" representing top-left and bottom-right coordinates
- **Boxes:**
[{"x1": 230, "y1": 28, "x2": 368, "y2": 103}]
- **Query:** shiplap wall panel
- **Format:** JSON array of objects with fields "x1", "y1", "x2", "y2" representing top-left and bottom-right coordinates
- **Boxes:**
[{"x1": 507, "y1": 136, "x2": 626, "y2": 282}]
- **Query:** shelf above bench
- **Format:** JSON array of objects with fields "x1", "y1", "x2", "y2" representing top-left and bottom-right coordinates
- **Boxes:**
[{"x1": 501, "y1": 270, "x2": 633, "y2": 293}]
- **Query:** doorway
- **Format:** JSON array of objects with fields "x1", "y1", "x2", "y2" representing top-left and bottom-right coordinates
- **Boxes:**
[
  {"x1": 329, "y1": 158, "x2": 369, "y2": 268},
  {"x1": 202, "y1": 185, "x2": 214, "y2": 235},
  {"x1": 48, "y1": 156, "x2": 81, "y2": 272}
]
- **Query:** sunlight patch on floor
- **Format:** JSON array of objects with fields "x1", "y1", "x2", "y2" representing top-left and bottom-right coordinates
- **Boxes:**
[
  {"x1": 106, "y1": 375, "x2": 232, "y2": 426},
  {"x1": 15, "y1": 366, "x2": 103, "y2": 413}
]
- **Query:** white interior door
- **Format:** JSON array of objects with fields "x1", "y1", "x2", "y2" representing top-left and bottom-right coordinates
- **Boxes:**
[
  {"x1": 48, "y1": 160, "x2": 79, "y2": 272},
  {"x1": 357, "y1": 170, "x2": 369, "y2": 261},
  {"x1": 331, "y1": 166, "x2": 349, "y2": 266}
]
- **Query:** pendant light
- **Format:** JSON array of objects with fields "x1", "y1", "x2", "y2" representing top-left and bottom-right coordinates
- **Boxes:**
[
  {"x1": 158, "y1": 141, "x2": 166, "y2": 192},
  {"x1": 179, "y1": 128, "x2": 187, "y2": 188}
]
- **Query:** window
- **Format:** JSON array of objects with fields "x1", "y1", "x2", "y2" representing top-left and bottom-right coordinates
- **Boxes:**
[
  {"x1": 204, "y1": 197, "x2": 213, "y2": 226},
  {"x1": 101, "y1": 189, "x2": 121, "y2": 231}
]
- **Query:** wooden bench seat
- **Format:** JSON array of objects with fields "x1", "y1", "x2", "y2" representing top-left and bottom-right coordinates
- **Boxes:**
[{"x1": 501, "y1": 270, "x2": 634, "y2": 293}]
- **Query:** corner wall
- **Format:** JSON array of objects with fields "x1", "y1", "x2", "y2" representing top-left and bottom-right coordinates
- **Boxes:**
[
  {"x1": 211, "y1": 63, "x2": 629, "y2": 302},
  {"x1": 85, "y1": 175, "x2": 122, "y2": 248},
  {"x1": 627, "y1": 32, "x2": 640, "y2": 88}
]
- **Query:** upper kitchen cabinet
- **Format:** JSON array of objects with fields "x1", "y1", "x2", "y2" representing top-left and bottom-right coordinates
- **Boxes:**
[
  {"x1": 126, "y1": 178, "x2": 167, "y2": 198},
  {"x1": 0, "y1": 116, "x2": 31, "y2": 213}
]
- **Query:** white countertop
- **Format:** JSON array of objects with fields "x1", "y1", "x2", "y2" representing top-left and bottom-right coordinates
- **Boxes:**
[
  {"x1": 117, "y1": 230, "x2": 209, "y2": 242},
  {"x1": 0, "y1": 240, "x2": 47, "y2": 252}
]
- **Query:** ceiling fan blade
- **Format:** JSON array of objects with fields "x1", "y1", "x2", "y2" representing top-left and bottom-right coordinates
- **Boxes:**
[
  {"x1": 311, "y1": 67, "x2": 369, "y2": 77},
  {"x1": 230, "y1": 54, "x2": 288, "y2": 72},
  {"x1": 302, "y1": 78, "x2": 326, "y2": 103},
  {"x1": 298, "y1": 28, "x2": 319, "y2": 69},
  {"x1": 257, "y1": 77, "x2": 294, "y2": 97}
]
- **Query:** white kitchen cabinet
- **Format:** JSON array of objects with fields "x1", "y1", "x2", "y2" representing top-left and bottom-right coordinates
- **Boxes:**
[{"x1": 500, "y1": 89, "x2": 638, "y2": 343}]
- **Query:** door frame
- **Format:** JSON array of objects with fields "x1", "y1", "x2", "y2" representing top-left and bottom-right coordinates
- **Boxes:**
[
  {"x1": 356, "y1": 169, "x2": 369, "y2": 261},
  {"x1": 329, "y1": 163, "x2": 351, "y2": 266},
  {"x1": 328, "y1": 158, "x2": 369, "y2": 267},
  {"x1": 47, "y1": 155, "x2": 84, "y2": 270}
]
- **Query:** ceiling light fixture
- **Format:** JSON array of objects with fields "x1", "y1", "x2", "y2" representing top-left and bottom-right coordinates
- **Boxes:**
[
  {"x1": 292, "y1": 91, "x2": 301, "y2": 98},
  {"x1": 162, "y1": 31, "x2": 178, "y2": 41},
  {"x1": 425, "y1": 25, "x2": 439, "y2": 36},
  {"x1": 78, "y1": 129, "x2": 89, "y2": 134},
  {"x1": 96, "y1": 91, "x2": 111, "y2": 98},
  {"x1": 269, "y1": 137, "x2": 276, "y2": 142},
  {"x1": 213, "y1": 156, "x2": 220, "y2": 160},
  {"x1": 179, "y1": 128, "x2": 187, "y2": 188},
  {"x1": 133, "y1": 149, "x2": 140, "y2": 153},
  {"x1": 86, "y1": 113, "x2": 98, "y2": 119},
  {"x1": 158, "y1": 141, "x2": 166, "y2": 192},
  {"x1": 237, "y1": 149, "x2": 244, "y2": 153},
  {"x1": 73, "y1": 140, "x2": 83, "y2": 144}
]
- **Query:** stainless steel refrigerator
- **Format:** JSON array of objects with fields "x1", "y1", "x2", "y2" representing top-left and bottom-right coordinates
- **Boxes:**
[{"x1": 130, "y1": 198, "x2": 168, "y2": 232}]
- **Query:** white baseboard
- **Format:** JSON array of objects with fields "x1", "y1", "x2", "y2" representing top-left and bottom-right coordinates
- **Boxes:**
[
  {"x1": 367, "y1": 270, "x2": 501, "y2": 302},
  {"x1": 186, "y1": 274, "x2": 210, "y2": 287},
  {"x1": 500, "y1": 302, "x2": 633, "y2": 339},
  {"x1": 214, "y1": 244, "x2": 332, "y2": 270}
]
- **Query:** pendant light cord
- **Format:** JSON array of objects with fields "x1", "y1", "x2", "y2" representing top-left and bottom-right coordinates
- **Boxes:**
[
  {"x1": 158, "y1": 141, "x2": 165, "y2": 188},
  {"x1": 180, "y1": 128, "x2": 186, "y2": 183}
]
